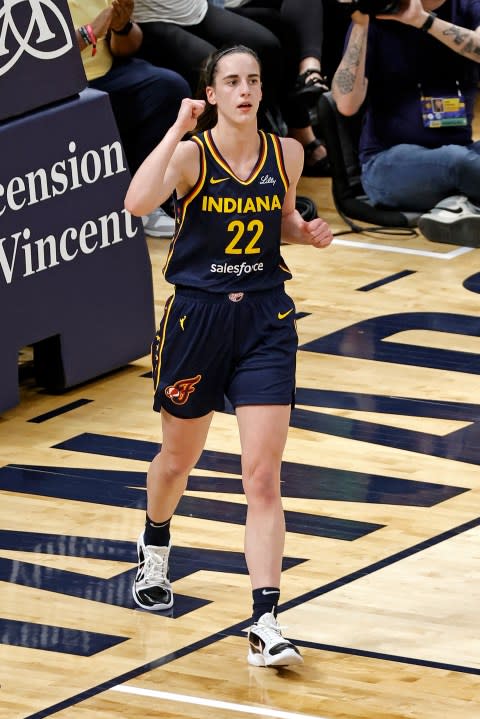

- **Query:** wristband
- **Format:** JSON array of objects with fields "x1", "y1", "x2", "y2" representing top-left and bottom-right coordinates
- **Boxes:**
[
  {"x1": 85, "y1": 23, "x2": 97, "y2": 56},
  {"x1": 78, "y1": 25, "x2": 90, "y2": 46},
  {"x1": 112, "y1": 20, "x2": 133, "y2": 36},
  {"x1": 420, "y1": 11, "x2": 436, "y2": 32}
]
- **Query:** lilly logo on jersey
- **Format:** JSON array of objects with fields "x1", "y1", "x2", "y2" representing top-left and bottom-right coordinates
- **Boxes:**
[
  {"x1": 0, "y1": 0, "x2": 72, "y2": 77},
  {"x1": 259, "y1": 174, "x2": 276, "y2": 186},
  {"x1": 165, "y1": 375, "x2": 202, "y2": 405}
]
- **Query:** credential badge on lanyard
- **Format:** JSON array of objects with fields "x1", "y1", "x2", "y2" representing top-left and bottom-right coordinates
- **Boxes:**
[{"x1": 420, "y1": 80, "x2": 467, "y2": 128}]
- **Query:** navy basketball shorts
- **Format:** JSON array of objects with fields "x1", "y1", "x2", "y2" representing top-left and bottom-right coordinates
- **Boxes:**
[{"x1": 151, "y1": 285, "x2": 298, "y2": 418}]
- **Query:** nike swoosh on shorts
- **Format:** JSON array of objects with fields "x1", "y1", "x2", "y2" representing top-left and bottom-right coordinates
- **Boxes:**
[{"x1": 277, "y1": 309, "x2": 294, "y2": 320}]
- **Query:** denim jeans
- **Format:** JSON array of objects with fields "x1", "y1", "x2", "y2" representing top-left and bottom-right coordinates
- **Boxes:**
[{"x1": 361, "y1": 141, "x2": 480, "y2": 212}]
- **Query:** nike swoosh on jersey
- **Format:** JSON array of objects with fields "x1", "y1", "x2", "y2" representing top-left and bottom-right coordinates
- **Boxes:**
[
  {"x1": 210, "y1": 177, "x2": 229, "y2": 184},
  {"x1": 277, "y1": 309, "x2": 294, "y2": 320}
]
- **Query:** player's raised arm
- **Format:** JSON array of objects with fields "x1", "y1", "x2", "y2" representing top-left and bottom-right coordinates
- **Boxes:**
[{"x1": 125, "y1": 98, "x2": 206, "y2": 217}]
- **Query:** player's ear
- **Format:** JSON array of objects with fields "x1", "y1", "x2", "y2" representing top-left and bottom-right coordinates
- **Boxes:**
[{"x1": 206, "y1": 86, "x2": 216, "y2": 105}]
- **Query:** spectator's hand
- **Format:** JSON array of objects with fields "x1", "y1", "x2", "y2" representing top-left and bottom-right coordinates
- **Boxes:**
[
  {"x1": 175, "y1": 98, "x2": 207, "y2": 134},
  {"x1": 111, "y1": 0, "x2": 134, "y2": 32},
  {"x1": 302, "y1": 217, "x2": 333, "y2": 249},
  {"x1": 351, "y1": 9, "x2": 370, "y2": 25},
  {"x1": 91, "y1": 6, "x2": 114, "y2": 38}
]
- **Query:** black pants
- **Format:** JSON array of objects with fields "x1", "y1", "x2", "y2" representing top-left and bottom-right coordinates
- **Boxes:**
[
  {"x1": 137, "y1": 4, "x2": 283, "y2": 111},
  {"x1": 233, "y1": 0, "x2": 353, "y2": 87},
  {"x1": 232, "y1": 0, "x2": 324, "y2": 63}
]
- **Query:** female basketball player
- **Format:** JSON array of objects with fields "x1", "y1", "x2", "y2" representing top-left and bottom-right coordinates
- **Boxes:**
[{"x1": 124, "y1": 45, "x2": 333, "y2": 667}]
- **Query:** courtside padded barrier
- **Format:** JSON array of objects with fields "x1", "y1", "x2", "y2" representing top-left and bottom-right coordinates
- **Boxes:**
[
  {"x1": 0, "y1": 88, "x2": 155, "y2": 413},
  {"x1": 0, "y1": 0, "x2": 86, "y2": 121}
]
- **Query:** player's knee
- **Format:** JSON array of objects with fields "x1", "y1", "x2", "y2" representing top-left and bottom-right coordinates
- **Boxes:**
[
  {"x1": 243, "y1": 464, "x2": 280, "y2": 505},
  {"x1": 155, "y1": 449, "x2": 197, "y2": 483}
]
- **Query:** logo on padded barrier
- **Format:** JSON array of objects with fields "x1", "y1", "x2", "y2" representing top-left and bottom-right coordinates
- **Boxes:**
[
  {"x1": 165, "y1": 375, "x2": 202, "y2": 405},
  {"x1": 0, "y1": 0, "x2": 73, "y2": 77}
]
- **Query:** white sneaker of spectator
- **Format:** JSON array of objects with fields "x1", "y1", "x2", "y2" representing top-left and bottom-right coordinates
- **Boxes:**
[
  {"x1": 418, "y1": 194, "x2": 480, "y2": 247},
  {"x1": 142, "y1": 207, "x2": 175, "y2": 238}
]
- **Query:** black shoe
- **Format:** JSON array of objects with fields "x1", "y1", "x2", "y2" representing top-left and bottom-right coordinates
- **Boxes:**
[
  {"x1": 302, "y1": 138, "x2": 331, "y2": 177},
  {"x1": 292, "y1": 68, "x2": 329, "y2": 100}
]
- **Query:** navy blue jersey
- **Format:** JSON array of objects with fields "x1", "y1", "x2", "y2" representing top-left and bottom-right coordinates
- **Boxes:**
[{"x1": 163, "y1": 130, "x2": 292, "y2": 292}]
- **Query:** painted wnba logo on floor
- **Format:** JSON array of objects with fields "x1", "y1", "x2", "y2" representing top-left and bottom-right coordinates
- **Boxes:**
[{"x1": 0, "y1": 0, "x2": 72, "y2": 77}]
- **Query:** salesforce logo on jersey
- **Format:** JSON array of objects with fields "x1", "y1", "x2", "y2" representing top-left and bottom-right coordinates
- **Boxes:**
[
  {"x1": 0, "y1": 89, "x2": 140, "y2": 290},
  {"x1": 0, "y1": 0, "x2": 86, "y2": 121}
]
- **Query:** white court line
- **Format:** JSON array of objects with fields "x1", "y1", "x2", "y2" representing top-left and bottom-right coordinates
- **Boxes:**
[
  {"x1": 111, "y1": 684, "x2": 329, "y2": 719},
  {"x1": 332, "y1": 238, "x2": 475, "y2": 259}
]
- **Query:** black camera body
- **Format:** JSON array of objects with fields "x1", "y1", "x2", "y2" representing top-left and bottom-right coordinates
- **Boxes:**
[{"x1": 338, "y1": 0, "x2": 401, "y2": 15}]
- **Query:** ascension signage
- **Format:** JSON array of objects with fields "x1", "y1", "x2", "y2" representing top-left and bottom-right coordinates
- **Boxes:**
[
  {"x1": 0, "y1": 0, "x2": 86, "y2": 121},
  {"x1": 0, "y1": 128, "x2": 133, "y2": 286},
  {"x1": 0, "y1": 89, "x2": 155, "y2": 412},
  {"x1": 0, "y1": 0, "x2": 155, "y2": 412},
  {"x1": 0, "y1": 2, "x2": 155, "y2": 415}
]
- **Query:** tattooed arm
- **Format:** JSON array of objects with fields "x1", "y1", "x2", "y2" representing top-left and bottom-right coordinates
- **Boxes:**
[
  {"x1": 331, "y1": 12, "x2": 370, "y2": 116},
  {"x1": 422, "y1": 16, "x2": 480, "y2": 62},
  {"x1": 377, "y1": 0, "x2": 480, "y2": 62}
]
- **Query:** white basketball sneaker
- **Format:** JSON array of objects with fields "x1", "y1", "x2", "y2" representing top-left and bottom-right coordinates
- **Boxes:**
[
  {"x1": 132, "y1": 533, "x2": 173, "y2": 610},
  {"x1": 247, "y1": 612, "x2": 303, "y2": 667}
]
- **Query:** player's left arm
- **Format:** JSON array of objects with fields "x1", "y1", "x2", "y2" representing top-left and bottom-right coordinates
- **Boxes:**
[{"x1": 279, "y1": 137, "x2": 333, "y2": 249}]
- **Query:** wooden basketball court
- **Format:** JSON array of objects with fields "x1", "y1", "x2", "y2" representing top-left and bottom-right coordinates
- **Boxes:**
[{"x1": 1, "y1": 172, "x2": 479, "y2": 718}]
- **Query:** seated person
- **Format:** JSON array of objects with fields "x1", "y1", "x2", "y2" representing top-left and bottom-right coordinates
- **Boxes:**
[
  {"x1": 224, "y1": 0, "x2": 328, "y2": 98},
  {"x1": 132, "y1": 0, "x2": 330, "y2": 175},
  {"x1": 68, "y1": 0, "x2": 190, "y2": 237},
  {"x1": 331, "y1": 0, "x2": 480, "y2": 244},
  {"x1": 224, "y1": 0, "x2": 331, "y2": 174}
]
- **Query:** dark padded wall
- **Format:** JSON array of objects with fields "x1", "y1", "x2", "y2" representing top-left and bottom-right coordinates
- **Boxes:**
[{"x1": 0, "y1": 3, "x2": 155, "y2": 413}]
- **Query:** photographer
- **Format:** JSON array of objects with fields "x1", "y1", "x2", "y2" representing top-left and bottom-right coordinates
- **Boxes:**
[{"x1": 331, "y1": 0, "x2": 480, "y2": 244}]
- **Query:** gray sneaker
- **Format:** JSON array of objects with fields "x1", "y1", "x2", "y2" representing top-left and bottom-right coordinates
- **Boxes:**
[
  {"x1": 132, "y1": 533, "x2": 173, "y2": 610},
  {"x1": 142, "y1": 207, "x2": 175, "y2": 238},
  {"x1": 419, "y1": 195, "x2": 480, "y2": 246}
]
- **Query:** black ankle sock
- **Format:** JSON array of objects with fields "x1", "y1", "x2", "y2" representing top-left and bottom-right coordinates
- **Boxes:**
[
  {"x1": 144, "y1": 514, "x2": 171, "y2": 546},
  {"x1": 252, "y1": 587, "x2": 280, "y2": 623}
]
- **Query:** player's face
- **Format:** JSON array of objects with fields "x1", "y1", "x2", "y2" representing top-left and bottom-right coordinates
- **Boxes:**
[{"x1": 206, "y1": 52, "x2": 262, "y2": 125}]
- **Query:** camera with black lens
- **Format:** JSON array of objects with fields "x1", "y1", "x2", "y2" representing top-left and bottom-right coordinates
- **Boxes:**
[{"x1": 337, "y1": 0, "x2": 401, "y2": 15}]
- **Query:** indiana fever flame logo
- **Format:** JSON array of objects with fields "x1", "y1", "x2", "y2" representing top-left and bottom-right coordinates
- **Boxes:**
[
  {"x1": 0, "y1": 0, "x2": 72, "y2": 77},
  {"x1": 165, "y1": 375, "x2": 202, "y2": 405}
]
